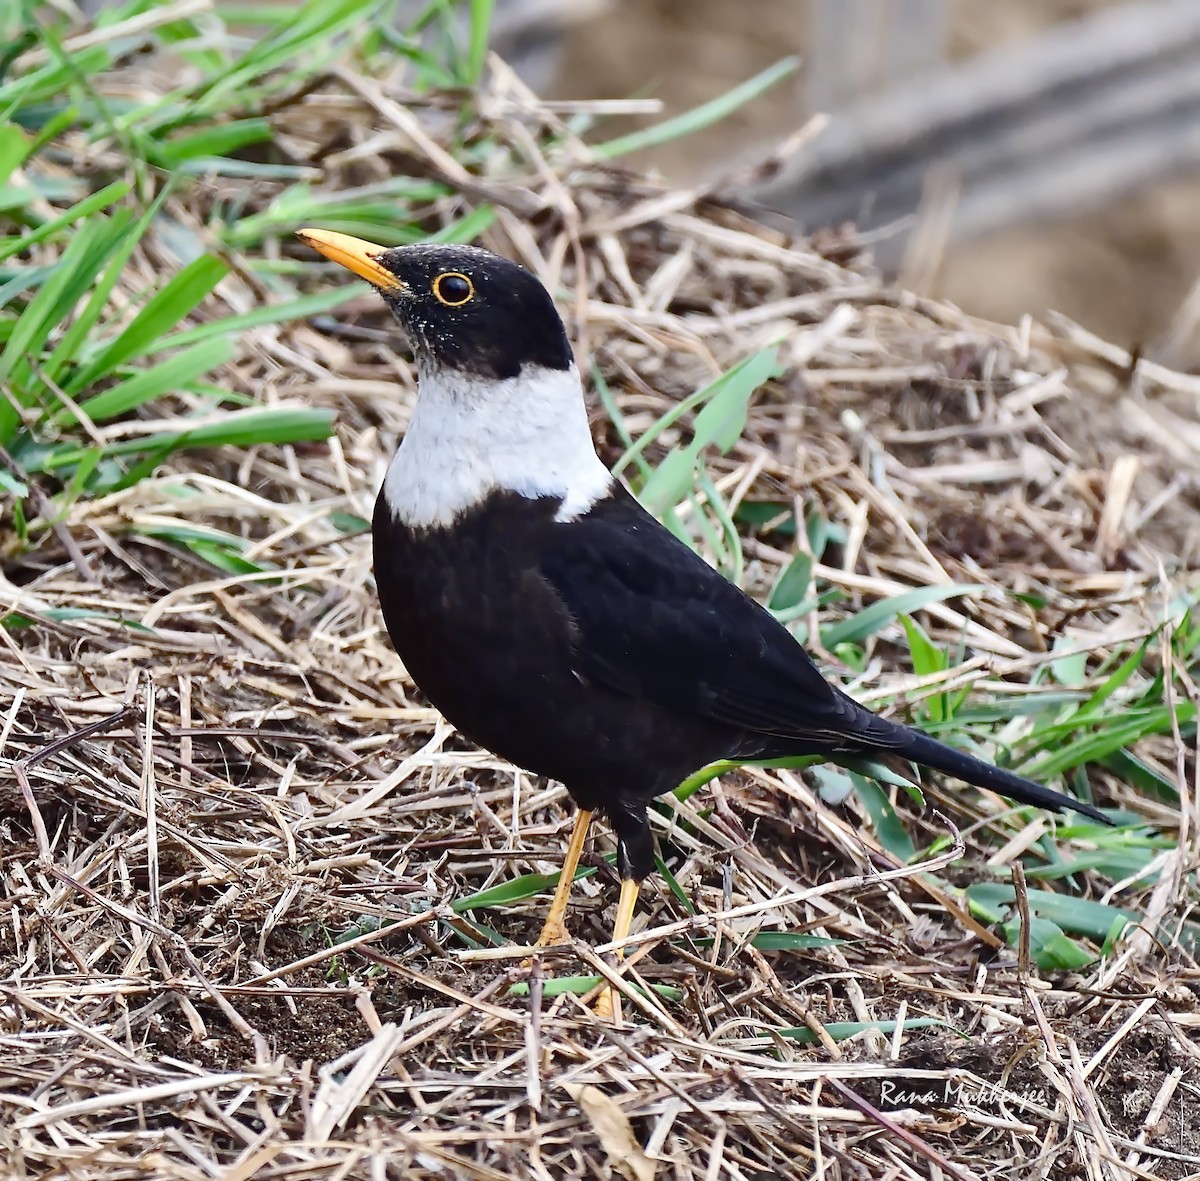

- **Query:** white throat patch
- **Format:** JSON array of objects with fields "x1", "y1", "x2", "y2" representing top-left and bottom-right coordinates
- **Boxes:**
[{"x1": 381, "y1": 362, "x2": 614, "y2": 529}]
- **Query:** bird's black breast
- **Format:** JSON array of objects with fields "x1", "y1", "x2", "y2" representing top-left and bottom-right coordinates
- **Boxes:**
[{"x1": 371, "y1": 488, "x2": 738, "y2": 810}]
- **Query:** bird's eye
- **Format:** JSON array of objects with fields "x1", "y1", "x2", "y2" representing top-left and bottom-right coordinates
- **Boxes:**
[{"x1": 432, "y1": 272, "x2": 474, "y2": 307}]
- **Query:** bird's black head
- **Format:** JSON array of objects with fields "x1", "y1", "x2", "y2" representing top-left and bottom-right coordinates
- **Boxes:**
[{"x1": 298, "y1": 230, "x2": 572, "y2": 380}]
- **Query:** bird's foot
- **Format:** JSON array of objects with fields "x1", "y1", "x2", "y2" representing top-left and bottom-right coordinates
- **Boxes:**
[
  {"x1": 590, "y1": 982, "x2": 622, "y2": 1025},
  {"x1": 520, "y1": 915, "x2": 571, "y2": 969},
  {"x1": 586, "y1": 877, "x2": 639, "y2": 1024}
]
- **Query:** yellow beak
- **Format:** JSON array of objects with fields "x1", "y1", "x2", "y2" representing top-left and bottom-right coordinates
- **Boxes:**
[{"x1": 296, "y1": 228, "x2": 405, "y2": 291}]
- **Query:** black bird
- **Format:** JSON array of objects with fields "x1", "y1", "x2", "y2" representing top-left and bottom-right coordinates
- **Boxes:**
[{"x1": 298, "y1": 228, "x2": 1112, "y2": 1016}]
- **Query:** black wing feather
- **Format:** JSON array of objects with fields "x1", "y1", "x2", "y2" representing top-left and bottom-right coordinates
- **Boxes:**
[{"x1": 541, "y1": 489, "x2": 905, "y2": 751}]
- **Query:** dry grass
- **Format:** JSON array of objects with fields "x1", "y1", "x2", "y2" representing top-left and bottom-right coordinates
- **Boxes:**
[{"x1": 3, "y1": 51, "x2": 1200, "y2": 1181}]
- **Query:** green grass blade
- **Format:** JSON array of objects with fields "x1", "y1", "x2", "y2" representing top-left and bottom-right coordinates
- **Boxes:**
[
  {"x1": 673, "y1": 760, "x2": 737, "y2": 803},
  {"x1": 452, "y1": 859, "x2": 609, "y2": 913},
  {"x1": 0, "y1": 220, "x2": 99, "y2": 381},
  {"x1": 592, "y1": 57, "x2": 799, "y2": 160},
  {"x1": 847, "y1": 771, "x2": 918, "y2": 861},
  {"x1": 64, "y1": 338, "x2": 235, "y2": 425},
  {"x1": 154, "y1": 118, "x2": 273, "y2": 166},
  {"x1": 965, "y1": 883, "x2": 1135, "y2": 943},
  {"x1": 157, "y1": 287, "x2": 363, "y2": 350},
  {"x1": 638, "y1": 348, "x2": 780, "y2": 515},
  {"x1": 900, "y1": 615, "x2": 949, "y2": 722},
  {"x1": 1001, "y1": 917, "x2": 1095, "y2": 970},
  {"x1": 64, "y1": 254, "x2": 230, "y2": 393},
  {"x1": 40, "y1": 198, "x2": 162, "y2": 388},
  {"x1": 0, "y1": 179, "x2": 130, "y2": 264},
  {"x1": 25, "y1": 408, "x2": 335, "y2": 473},
  {"x1": 691, "y1": 932, "x2": 840, "y2": 951},
  {"x1": 0, "y1": 218, "x2": 115, "y2": 440},
  {"x1": 615, "y1": 349, "x2": 776, "y2": 478},
  {"x1": 1022, "y1": 703, "x2": 1196, "y2": 779},
  {"x1": 821, "y1": 585, "x2": 985, "y2": 649},
  {"x1": 769, "y1": 553, "x2": 814, "y2": 612},
  {"x1": 507, "y1": 977, "x2": 683, "y2": 1002},
  {"x1": 0, "y1": 264, "x2": 57, "y2": 309},
  {"x1": 771, "y1": 1018, "x2": 953, "y2": 1045},
  {"x1": 0, "y1": 121, "x2": 30, "y2": 185},
  {"x1": 464, "y1": 0, "x2": 494, "y2": 84}
]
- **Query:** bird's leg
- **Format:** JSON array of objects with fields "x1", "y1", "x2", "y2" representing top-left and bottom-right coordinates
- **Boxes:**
[
  {"x1": 526, "y1": 808, "x2": 592, "y2": 956},
  {"x1": 591, "y1": 803, "x2": 653, "y2": 1022},
  {"x1": 592, "y1": 877, "x2": 639, "y2": 1023}
]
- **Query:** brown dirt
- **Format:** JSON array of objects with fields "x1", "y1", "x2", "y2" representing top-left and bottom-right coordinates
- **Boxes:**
[{"x1": 3, "y1": 45, "x2": 1199, "y2": 1181}]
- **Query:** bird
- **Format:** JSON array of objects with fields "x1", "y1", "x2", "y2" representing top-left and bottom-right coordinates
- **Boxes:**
[{"x1": 297, "y1": 228, "x2": 1113, "y2": 1018}]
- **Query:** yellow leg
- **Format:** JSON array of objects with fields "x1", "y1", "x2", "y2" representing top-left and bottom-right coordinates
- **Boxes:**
[
  {"x1": 593, "y1": 878, "x2": 640, "y2": 1023},
  {"x1": 529, "y1": 809, "x2": 592, "y2": 952}
]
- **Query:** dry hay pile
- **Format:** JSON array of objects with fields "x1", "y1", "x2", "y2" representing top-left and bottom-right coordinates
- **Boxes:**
[{"x1": 2, "y1": 60, "x2": 1199, "y2": 1181}]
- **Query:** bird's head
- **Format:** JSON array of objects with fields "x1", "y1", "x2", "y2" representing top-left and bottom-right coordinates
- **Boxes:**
[{"x1": 297, "y1": 230, "x2": 573, "y2": 381}]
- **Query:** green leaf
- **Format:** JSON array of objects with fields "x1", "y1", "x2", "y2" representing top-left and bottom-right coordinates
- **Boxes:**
[
  {"x1": 464, "y1": 0, "x2": 494, "y2": 85},
  {"x1": 965, "y1": 883, "x2": 1135, "y2": 943},
  {"x1": 429, "y1": 204, "x2": 497, "y2": 245},
  {"x1": 639, "y1": 349, "x2": 780, "y2": 515},
  {"x1": 1022, "y1": 846, "x2": 1160, "y2": 884},
  {"x1": 0, "y1": 179, "x2": 131, "y2": 265},
  {"x1": 0, "y1": 121, "x2": 30, "y2": 186},
  {"x1": 1002, "y1": 917, "x2": 1096, "y2": 970},
  {"x1": 157, "y1": 286, "x2": 363, "y2": 350},
  {"x1": 695, "y1": 467, "x2": 743, "y2": 583},
  {"x1": 24, "y1": 408, "x2": 335, "y2": 473},
  {"x1": 673, "y1": 760, "x2": 737, "y2": 803},
  {"x1": 507, "y1": 976, "x2": 683, "y2": 1002},
  {"x1": 0, "y1": 219, "x2": 102, "y2": 382},
  {"x1": 103, "y1": 440, "x2": 178, "y2": 495},
  {"x1": 840, "y1": 757, "x2": 923, "y2": 802},
  {"x1": 654, "y1": 853, "x2": 694, "y2": 913},
  {"x1": 900, "y1": 615, "x2": 948, "y2": 722},
  {"x1": 735, "y1": 501, "x2": 796, "y2": 537},
  {"x1": 328, "y1": 512, "x2": 371, "y2": 534},
  {"x1": 691, "y1": 931, "x2": 840, "y2": 952},
  {"x1": 186, "y1": 539, "x2": 266, "y2": 576},
  {"x1": 39, "y1": 206, "x2": 143, "y2": 389},
  {"x1": 617, "y1": 348, "x2": 777, "y2": 481},
  {"x1": 771, "y1": 1018, "x2": 952, "y2": 1045},
  {"x1": 65, "y1": 254, "x2": 230, "y2": 392},
  {"x1": 154, "y1": 118, "x2": 272, "y2": 165},
  {"x1": 849, "y1": 772, "x2": 917, "y2": 861},
  {"x1": 452, "y1": 859, "x2": 609, "y2": 913},
  {"x1": 1078, "y1": 635, "x2": 1153, "y2": 717},
  {"x1": 593, "y1": 57, "x2": 800, "y2": 159},
  {"x1": 0, "y1": 469, "x2": 28, "y2": 496},
  {"x1": 900, "y1": 615, "x2": 946, "y2": 679},
  {"x1": 1023, "y1": 703, "x2": 1196, "y2": 780},
  {"x1": 0, "y1": 264, "x2": 56, "y2": 310},
  {"x1": 26, "y1": 107, "x2": 80, "y2": 157},
  {"x1": 1049, "y1": 637, "x2": 1089, "y2": 687},
  {"x1": 62, "y1": 338, "x2": 234, "y2": 425},
  {"x1": 0, "y1": 218, "x2": 115, "y2": 440},
  {"x1": 821, "y1": 584, "x2": 985, "y2": 649},
  {"x1": 770, "y1": 553, "x2": 813, "y2": 612},
  {"x1": 1100, "y1": 749, "x2": 1178, "y2": 801}
]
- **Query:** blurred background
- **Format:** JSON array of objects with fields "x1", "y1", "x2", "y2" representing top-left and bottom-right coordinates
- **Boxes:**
[
  {"x1": 540, "y1": 0, "x2": 1200, "y2": 367},
  {"x1": 75, "y1": 0, "x2": 1200, "y2": 366}
]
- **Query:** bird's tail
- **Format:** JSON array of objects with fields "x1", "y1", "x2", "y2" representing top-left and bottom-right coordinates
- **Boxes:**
[{"x1": 895, "y1": 727, "x2": 1113, "y2": 826}]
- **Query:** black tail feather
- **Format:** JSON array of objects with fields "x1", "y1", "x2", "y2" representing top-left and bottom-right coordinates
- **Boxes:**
[{"x1": 896, "y1": 728, "x2": 1114, "y2": 826}]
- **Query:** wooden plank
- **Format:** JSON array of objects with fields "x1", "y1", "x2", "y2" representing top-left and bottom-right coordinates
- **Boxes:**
[
  {"x1": 806, "y1": 0, "x2": 949, "y2": 110},
  {"x1": 751, "y1": 0, "x2": 1200, "y2": 264}
]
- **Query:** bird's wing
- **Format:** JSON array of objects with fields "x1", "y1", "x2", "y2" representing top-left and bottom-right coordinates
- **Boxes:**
[{"x1": 540, "y1": 490, "x2": 906, "y2": 750}]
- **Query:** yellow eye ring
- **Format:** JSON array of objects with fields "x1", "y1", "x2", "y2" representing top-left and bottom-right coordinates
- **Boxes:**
[{"x1": 432, "y1": 271, "x2": 474, "y2": 307}]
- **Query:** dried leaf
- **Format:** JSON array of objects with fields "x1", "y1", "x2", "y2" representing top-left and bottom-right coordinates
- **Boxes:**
[{"x1": 562, "y1": 1084, "x2": 657, "y2": 1181}]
